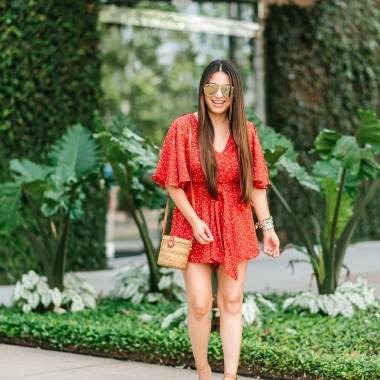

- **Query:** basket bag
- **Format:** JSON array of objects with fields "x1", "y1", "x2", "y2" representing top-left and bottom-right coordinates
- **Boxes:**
[{"x1": 157, "y1": 115, "x2": 195, "y2": 270}]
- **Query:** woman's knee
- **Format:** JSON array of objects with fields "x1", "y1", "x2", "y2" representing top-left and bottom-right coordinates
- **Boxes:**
[
  {"x1": 188, "y1": 298, "x2": 212, "y2": 320},
  {"x1": 217, "y1": 294, "x2": 243, "y2": 315}
]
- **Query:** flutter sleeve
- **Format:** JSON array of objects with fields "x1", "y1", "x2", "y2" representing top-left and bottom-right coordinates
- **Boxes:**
[
  {"x1": 152, "y1": 116, "x2": 190, "y2": 189},
  {"x1": 248, "y1": 121, "x2": 270, "y2": 189}
]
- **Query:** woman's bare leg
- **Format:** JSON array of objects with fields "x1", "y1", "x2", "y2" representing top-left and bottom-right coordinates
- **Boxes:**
[
  {"x1": 182, "y1": 262, "x2": 213, "y2": 380},
  {"x1": 217, "y1": 261, "x2": 248, "y2": 377}
]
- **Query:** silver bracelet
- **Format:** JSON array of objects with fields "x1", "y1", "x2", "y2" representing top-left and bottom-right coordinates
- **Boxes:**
[{"x1": 255, "y1": 216, "x2": 274, "y2": 231}]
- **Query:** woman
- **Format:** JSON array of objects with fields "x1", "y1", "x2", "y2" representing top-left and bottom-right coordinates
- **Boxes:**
[{"x1": 153, "y1": 59, "x2": 280, "y2": 380}]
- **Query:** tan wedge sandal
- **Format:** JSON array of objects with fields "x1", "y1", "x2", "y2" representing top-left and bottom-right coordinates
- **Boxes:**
[
  {"x1": 196, "y1": 363, "x2": 211, "y2": 377},
  {"x1": 223, "y1": 372, "x2": 238, "y2": 379}
]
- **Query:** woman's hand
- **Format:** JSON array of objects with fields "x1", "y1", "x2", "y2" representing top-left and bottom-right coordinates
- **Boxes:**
[
  {"x1": 190, "y1": 218, "x2": 214, "y2": 245},
  {"x1": 262, "y1": 229, "x2": 280, "y2": 258}
]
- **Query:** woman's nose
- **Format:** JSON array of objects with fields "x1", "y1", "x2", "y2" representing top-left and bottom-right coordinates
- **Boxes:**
[{"x1": 215, "y1": 87, "x2": 223, "y2": 98}]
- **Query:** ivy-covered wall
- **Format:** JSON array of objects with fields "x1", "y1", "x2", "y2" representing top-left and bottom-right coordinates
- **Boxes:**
[
  {"x1": 0, "y1": 1, "x2": 108, "y2": 284},
  {"x1": 265, "y1": 0, "x2": 380, "y2": 243}
]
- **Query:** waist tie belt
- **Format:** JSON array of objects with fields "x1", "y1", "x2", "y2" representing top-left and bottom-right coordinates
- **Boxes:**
[{"x1": 188, "y1": 182, "x2": 240, "y2": 281}]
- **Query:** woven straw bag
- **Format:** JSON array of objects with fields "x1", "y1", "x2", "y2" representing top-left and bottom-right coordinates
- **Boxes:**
[
  {"x1": 157, "y1": 115, "x2": 195, "y2": 270},
  {"x1": 157, "y1": 235, "x2": 192, "y2": 269}
]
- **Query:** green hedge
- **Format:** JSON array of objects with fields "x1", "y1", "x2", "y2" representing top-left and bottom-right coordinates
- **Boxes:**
[
  {"x1": 0, "y1": 298, "x2": 379, "y2": 379},
  {"x1": 0, "y1": 1, "x2": 107, "y2": 284},
  {"x1": 265, "y1": 0, "x2": 380, "y2": 244}
]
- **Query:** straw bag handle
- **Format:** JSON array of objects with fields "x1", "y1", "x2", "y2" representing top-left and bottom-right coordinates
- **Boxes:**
[{"x1": 161, "y1": 114, "x2": 195, "y2": 237}]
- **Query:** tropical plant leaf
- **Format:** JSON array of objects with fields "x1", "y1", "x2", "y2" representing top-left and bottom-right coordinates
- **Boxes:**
[
  {"x1": 270, "y1": 182, "x2": 319, "y2": 263},
  {"x1": 256, "y1": 125, "x2": 292, "y2": 169},
  {"x1": 255, "y1": 293, "x2": 277, "y2": 312},
  {"x1": 95, "y1": 129, "x2": 162, "y2": 211},
  {"x1": 313, "y1": 159, "x2": 341, "y2": 182},
  {"x1": 356, "y1": 110, "x2": 380, "y2": 147},
  {"x1": 358, "y1": 148, "x2": 380, "y2": 179},
  {"x1": 334, "y1": 179, "x2": 380, "y2": 278},
  {"x1": 343, "y1": 172, "x2": 362, "y2": 196},
  {"x1": 256, "y1": 125, "x2": 291, "y2": 151},
  {"x1": 332, "y1": 136, "x2": 360, "y2": 175},
  {"x1": 122, "y1": 127, "x2": 145, "y2": 143},
  {"x1": 49, "y1": 124, "x2": 101, "y2": 178},
  {"x1": 282, "y1": 276, "x2": 379, "y2": 317},
  {"x1": 314, "y1": 130, "x2": 341, "y2": 156},
  {"x1": 22, "y1": 180, "x2": 50, "y2": 199},
  {"x1": 49, "y1": 166, "x2": 77, "y2": 190},
  {"x1": 313, "y1": 159, "x2": 361, "y2": 195},
  {"x1": 0, "y1": 183, "x2": 22, "y2": 232},
  {"x1": 242, "y1": 295, "x2": 261, "y2": 327},
  {"x1": 264, "y1": 145, "x2": 290, "y2": 168},
  {"x1": 279, "y1": 156, "x2": 320, "y2": 191},
  {"x1": 10, "y1": 159, "x2": 53, "y2": 185},
  {"x1": 323, "y1": 178, "x2": 353, "y2": 243},
  {"x1": 161, "y1": 303, "x2": 188, "y2": 329}
]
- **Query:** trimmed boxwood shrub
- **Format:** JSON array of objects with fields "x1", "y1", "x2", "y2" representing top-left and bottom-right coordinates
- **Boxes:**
[
  {"x1": 265, "y1": 0, "x2": 380, "y2": 244},
  {"x1": 0, "y1": 0, "x2": 107, "y2": 284}
]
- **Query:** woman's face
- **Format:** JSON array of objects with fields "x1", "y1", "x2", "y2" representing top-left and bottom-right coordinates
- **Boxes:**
[{"x1": 203, "y1": 71, "x2": 232, "y2": 118}]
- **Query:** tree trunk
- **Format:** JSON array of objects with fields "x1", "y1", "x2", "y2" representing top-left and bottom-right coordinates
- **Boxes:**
[
  {"x1": 125, "y1": 198, "x2": 161, "y2": 292},
  {"x1": 317, "y1": 271, "x2": 337, "y2": 294}
]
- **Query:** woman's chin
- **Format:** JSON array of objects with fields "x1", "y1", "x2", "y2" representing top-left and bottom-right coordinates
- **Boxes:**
[{"x1": 206, "y1": 105, "x2": 229, "y2": 115}]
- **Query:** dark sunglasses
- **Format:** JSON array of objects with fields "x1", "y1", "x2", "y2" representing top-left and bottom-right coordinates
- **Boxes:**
[{"x1": 203, "y1": 83, "x2": 234, "y2": 98}]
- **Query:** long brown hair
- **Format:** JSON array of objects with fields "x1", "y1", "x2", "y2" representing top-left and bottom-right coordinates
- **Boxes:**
[{"x1": 198, "y1": 59, "x2": 253, "y2": 204}]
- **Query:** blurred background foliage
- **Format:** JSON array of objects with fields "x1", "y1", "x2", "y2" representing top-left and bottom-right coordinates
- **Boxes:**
[
  {"x1": 0, "y1": 0, "x2": 107, "y2": 284},
  {"x1": 0, "y1": 0, "x2": 257, "y2": 285},
  {"x1": 1, "y1": 0, "x2": 380, "y2": 284},
  {"x1": 265, "y1": 0, "x2": 380, "y2": 244},
  {"x1": 100, "y1": 1, "x2": 257, "y2": 143}
]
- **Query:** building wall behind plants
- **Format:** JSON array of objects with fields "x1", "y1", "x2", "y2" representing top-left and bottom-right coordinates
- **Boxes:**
[
  {"x1": 0, "y1": 1, "x2": 107, "y2": 284},
  {"x1": 265, "y1": 0, "x2": 380, "y2": 243}
]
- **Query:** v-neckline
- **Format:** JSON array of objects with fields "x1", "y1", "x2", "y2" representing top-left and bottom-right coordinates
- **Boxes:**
[
  {"x1": 190, "y1": 113, "x2": 231, "y2": 155},
  {"x1": 214, "y1": 134, "x2": 231, "y2": 155}
]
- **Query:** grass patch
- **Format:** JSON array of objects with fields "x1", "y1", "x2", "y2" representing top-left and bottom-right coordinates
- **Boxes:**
[{"x1": 0, "y1": 297, "x2": 379, "y2": 379}]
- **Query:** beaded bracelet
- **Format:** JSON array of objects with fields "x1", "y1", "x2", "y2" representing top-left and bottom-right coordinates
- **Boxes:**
[{"x1": 255, "y1": 216, "x2": 274, "y2": 231}]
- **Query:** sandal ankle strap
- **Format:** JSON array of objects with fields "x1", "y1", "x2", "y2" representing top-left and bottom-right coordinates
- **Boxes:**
[
  {"x1": 196, "y1": 363, "x2": 210, "y2": 370},
  {"x1": 224, "y1": 372, "x2": 238, "y2": 379}
]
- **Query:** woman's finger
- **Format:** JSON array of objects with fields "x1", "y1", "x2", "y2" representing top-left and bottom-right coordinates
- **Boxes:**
[
  {"x1": 194, "y1": 230, "x2": 211, "y2": 245},
  {"x1": 192, "y1": 221, "x2": 213, "y2": 245},
  {"x1": 195, "y1": 235, "x2": 207, "y2": 245},
  {"x1": 204, "y1": 225, "x2": 214, "y2": 241}
]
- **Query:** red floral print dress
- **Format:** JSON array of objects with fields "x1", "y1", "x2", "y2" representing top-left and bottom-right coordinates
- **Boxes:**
[{"x1": 152, "y1": 113, "x2": 270, "y2": 280}]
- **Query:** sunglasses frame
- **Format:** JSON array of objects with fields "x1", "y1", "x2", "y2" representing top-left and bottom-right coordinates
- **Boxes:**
[{"x1": 203, "y1": 83, "x2": 234, "y2": 98}]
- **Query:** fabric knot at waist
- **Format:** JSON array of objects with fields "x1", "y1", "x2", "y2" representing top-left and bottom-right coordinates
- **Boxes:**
[
  {"x1": 187, "y1": 181, "x2": 242, "y2": 281},
  {"x1": 190, "y1": 181, "x2": 241, "y2": 195}
]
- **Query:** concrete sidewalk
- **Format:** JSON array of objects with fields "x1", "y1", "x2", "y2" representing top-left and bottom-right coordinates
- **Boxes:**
[{"x1": 0, "y1": 344, "x2": 253, "y2": 380}]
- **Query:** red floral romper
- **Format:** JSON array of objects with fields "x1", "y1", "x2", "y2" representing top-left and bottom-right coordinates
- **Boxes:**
[{"x1": 152, "y1": 113, "x2": 270, "y2": 280}]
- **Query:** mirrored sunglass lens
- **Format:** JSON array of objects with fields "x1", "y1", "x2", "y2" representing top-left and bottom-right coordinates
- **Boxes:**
[
  {"x1": 221, "y1": 85, "x2": 232, "y2": 97},
  {"x1": 204, "y1": 84, "x2": 218, "y2": 96}
]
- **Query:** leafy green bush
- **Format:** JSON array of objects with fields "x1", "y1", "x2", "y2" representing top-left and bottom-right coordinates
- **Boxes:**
[
  {"x1": 12, "y1": 270, "x2": 98, "y2": 314},
  {"x1": 161, "y1": 293, "x2": 277, "y2": 330},
  {"x1": 0, "y1": 125, "x2": 101, "y2": 291},
  {"x1": 283, "y1": 277, "x2": 380, "y2": 318},
  {"x1": 95, "y1": 118, "x2": 166, "y2": 291},
  {"x1": 253, "y1": 109, "x2": 380, "y2": 294},
  {"x1": 0, "y1": 1, "x2": 107, "y2": 284},
  {"x1": 265, "y1": 0, "x2": 380, "y2": 244},
  {"x1": 110, "y1": 263, "x2": 186, "y2": 303},
  {"x1": 0, "y1": 297, "x2": 379, "y2": 379}
]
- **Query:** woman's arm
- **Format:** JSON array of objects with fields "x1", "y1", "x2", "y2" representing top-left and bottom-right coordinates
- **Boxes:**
[
  {"x1": 251, "y1": 188, "x2": 280, "y2": 257},
  {"x1": 166, "y1": 184, "x2": 214, "y2": 245}
]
